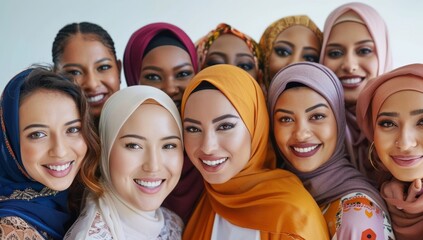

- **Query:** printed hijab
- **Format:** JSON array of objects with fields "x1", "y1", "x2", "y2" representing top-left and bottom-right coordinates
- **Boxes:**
[
  {"x1": 0, "y1": 69, "x2": 72, "y2": 239},
  {"x1": 259, "y1": 15, "x2": 323, "y2": 88},
  {"x1": 356, "y1": 63, "x2": 423, "y2": 239},
  {"x1": 123, "y1": 22, "x2": 198, "y2": 86},
  {"x1": 66, "y1": 85, "x2": 183, "y2": 239},
  {"x1": 319, "y1": 2, "x2": 392, "y2": 183},
  {"x1": 181, "y1": 64, "x2": 328, "y2": 240},
  {"x1": 196, "y1": 23, "x2": 264, "y2": 86},
  {"x1": 268, "y1": 62, "x2": 387, "y2": 211}
]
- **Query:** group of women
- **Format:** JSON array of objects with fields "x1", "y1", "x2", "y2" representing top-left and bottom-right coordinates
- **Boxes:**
[{"x1": 1, "y1": 2, "x2": 422, "y2": 239}]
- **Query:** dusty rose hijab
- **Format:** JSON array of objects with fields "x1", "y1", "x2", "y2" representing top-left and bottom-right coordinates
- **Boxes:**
[
  {"x1": 268, "y1": 62, "x2": 387, "y2": 212},
  {"x1": 319, "y1": 2, "x2": 392, "y2": 185},
  {"x1": 356, "y1": 63, "x2": 423, "y2": 239},
  {"x1": 123, "y1": 22, "x2": 198, "y2": 86}
]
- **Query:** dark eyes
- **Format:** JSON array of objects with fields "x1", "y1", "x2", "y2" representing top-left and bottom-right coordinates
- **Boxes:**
[
  {"x1": 98, "y1": 65, "x2": 112, "y2": 71},
  {"x1": 144, "y1": 74, "x2": 161, "y2": 82},
  {"x1": 125, "y1": 143, "x2": 142, "y2": 149},
  {"x1": 277, "y1": 114, "x2": 326, "y2": 123},
  {"x1": 185, "y1": 122, "x2": 236, "y2": 132},
  {"x1": 303, "y1": 54, "x2": 319, "y2": 63},
  {"x1": 66, "y1": 70, "x2": 82, "y2": 76},
  {"x1": 357, "y1": 48, "x2": 373, "y2": 56},
  {"x1": 237, "y1": 63, "x2": 254, "y2": 71},
  {"x1": 67, "y1": 127, "x2": 81, "y2": 134},
  {"x1": 310, "y1": 114, "x2": 326, "y2": 120},
  {"x1": 274, "y1": 47, "x2": 292, "y2": 57},
  {"x1": 163, "y1": 144, "x2": 177, "y2": 149},
  {"x1": 185, "y1": 126, "x2": 200, "y2": 133},
  {"x1": 28, "y1": 132, "x2": 46, "y2": 139},
  {"x1": 327, "y1": 49, "x2": 343, "y2": 59},
  {"x1": 176, "y1": 70, "x2": 193, "y2": 79}
]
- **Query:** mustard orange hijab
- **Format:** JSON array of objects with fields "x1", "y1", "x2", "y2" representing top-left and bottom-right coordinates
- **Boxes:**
[{"x1": 181, "y1": 64, "x2": 328, "y2": 239}]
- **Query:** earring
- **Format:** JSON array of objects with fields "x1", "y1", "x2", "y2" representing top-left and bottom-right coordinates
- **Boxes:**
[{"x1": 368, "y1": 141, "x2": 380, "y2": 171}]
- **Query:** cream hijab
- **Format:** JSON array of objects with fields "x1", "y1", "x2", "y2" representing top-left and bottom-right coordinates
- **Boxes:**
[{"x1": 65, "y1": 86, "x2": 183, "y2": 239}]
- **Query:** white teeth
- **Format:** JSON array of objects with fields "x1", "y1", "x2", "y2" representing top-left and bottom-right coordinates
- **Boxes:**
[
  {"x1": 135, "y1": 180, "x2": 162, "y2": 188},
  {"x1": 202, "y1": 158, "x2": 227, "y2": 166},
  {"x1": 341, "y1": 78, "x2": 362, "y2": 85},
  {"x1": 293, "y1": 145, "x2": 318, "y2": 153},
  {"x1": 87, "y1": 94, "x2": 105, "y2": 103},
  {"x1": 46, "y1": 162, "x2": 73, "y2": 171}
]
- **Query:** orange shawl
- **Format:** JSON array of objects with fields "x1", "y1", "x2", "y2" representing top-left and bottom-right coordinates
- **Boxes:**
[{"x1": 181, "y1": 64, "x2": 328, "y2": 240}]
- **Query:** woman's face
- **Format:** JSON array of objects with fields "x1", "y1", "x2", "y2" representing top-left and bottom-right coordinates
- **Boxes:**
[
  {"x1": 269, "y1": 26, "x2": 320, "y2": 79},
  {"x1": 203, "y1": 34, "x2": 258, "y2": 79},
  {"x1": 109, "y1": 103, "x2": 183, "y2": 211},
  {"x1": 374, "y1": 84, "x2": 423, "y2": 181},
  {"x1": 323, "y1": 18, "x2": 378, "y2": 106},
  {"x1": 140, "y1": 45, "x2": 195, "y2": 110},
  {"x1": 273, "y1": 87, "x2": 337, "y2": 172},
  {"x1": 19, "y1": 90, "x2": 87, "y2": 191},
  {"x1": 57, "y1": 34, "x2": 121, "y2": 118},
  {"x1": 183, "y1": 89, "x2": 251, "y2": 184}
]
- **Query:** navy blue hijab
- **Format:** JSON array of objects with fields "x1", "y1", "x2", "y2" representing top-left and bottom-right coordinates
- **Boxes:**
[{"x1": 0, "y1": 69, "x2": 71, "y2": 239}]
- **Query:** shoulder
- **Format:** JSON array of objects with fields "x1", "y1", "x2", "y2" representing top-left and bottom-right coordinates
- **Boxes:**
[
  {"x1": 159, "y1": 207, "x2": 183, "y2": 240},
  {"x1": 0, "y1": 216, "x2": 47, "y2": 240}
]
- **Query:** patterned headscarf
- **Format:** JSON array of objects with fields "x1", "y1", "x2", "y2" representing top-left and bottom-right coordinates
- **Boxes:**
[
  {"x1": 259, "y1": 15, "x2": 323, "y2": 88},
  {"x1": 123, "y1": 22, "x2": 198, "y2": 86},
  {"x1": 267, "y1": 62, "x2": 387, "y2": 212},
  {"x1": 196, "y1": 23, "x2": 264, "y2": 86},
  {"x1": 181, "y1": 64, "x2": 328, "y2": 240},
  {"x1": 0, "y1": 69, "x2": 73, "y2": 240}
]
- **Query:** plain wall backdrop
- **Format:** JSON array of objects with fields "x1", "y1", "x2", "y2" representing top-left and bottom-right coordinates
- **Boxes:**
[{"x1": 1, "y1": 0, "x2": 422, "y2": 92}]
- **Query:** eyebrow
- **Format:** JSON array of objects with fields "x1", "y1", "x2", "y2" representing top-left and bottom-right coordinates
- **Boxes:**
[
  {"x1": 173, "y1": 62, "x2": 192, "y2": 71},
  {"x1": 23, "y1": 119, "x2": 81, "y2": 131},
  {"x1": 377, "y1": 112, "x2": 399, "y2": 118},
  {"x1": 410, "y1": 109, "x2": 423, "y2": 116},
  {"x1": 275, "y1": 40, "x2": 294, "y2": 48},
  {"x1": 326, "y1": 39, "x2": 374, "y2": 48},
  {"x1": 235, "y1": 53, "x2": 254, "y2": 59},
  {"x1": 62, "y1": 58, "x2": 112, "y2": 69},
  {"x1": 120, "y1": 134, "x2": 181, "y2": 141},
  {"x1": 274, "y1": 103, "x2": 328, "y2": 115},
  {"x1": 183, "y1": 114, "x2": 239, "y2": 125}
]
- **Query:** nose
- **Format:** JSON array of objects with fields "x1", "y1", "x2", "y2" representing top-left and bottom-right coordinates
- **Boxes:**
[
  {"x1": 294, "y1": 121, "x2": 312, "y2": 141},
  {"x1": 341, "y1": 51, "x2": 358, "y2": 73},
  {"x1": 396, "y1": 126, "x2": 417, "y2": 151},
  {"x1": 162, "y1": 78, "x2": 179, "y2": 97},
  {"x1": 80, "y1": 70, "x2": 101, "y2": 91},
  {"x1": 49, "y1": 134, "x2": 67, "y2": 158},
  {"x1": 142, "y1": 148, "x2": 161, "y2": 172},
  {"x1": 291, "y1": 52, "x2": 302, "y2": 64},
  {"x1": 200, "y1": 130, "x2": 219, "y2": 155}
]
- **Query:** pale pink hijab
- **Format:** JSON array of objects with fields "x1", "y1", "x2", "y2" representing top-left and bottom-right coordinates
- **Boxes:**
[
  {"x1": 356, "y1": 63, "x2": 423, "y2": 240},
  {"x1": 320, "y1": 2, "x2": 392, "y2": 186}
]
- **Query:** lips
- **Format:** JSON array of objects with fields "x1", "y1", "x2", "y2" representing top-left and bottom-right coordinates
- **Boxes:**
[
  {"x1": 391, "y1": 155, "x2": 423, "y2": 167},
  {"x1": 43, "y1": 161, "x2": 75, "y2": 177},
  {"x1": 134, "y1": 178, "x2": 164, "y2": 194},
  {"x1": 290, "y1": 144, "x2": 321, "y2": 158},
  {"x1": 339, "y1": 76, "x2": 364, "y2": 89}
]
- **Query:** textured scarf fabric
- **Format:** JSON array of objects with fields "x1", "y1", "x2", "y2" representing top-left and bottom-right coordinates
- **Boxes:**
[
  {"x1": 0, "y1": 69, "x2": 72, "y2": 239},
  {"x1": 195, "y1": 23, "x2": 264, "y2": 87},
  {"x1": 319, "y1": 2, "x2": 392, "y2": 185},
  {"x1": 356, "y1": 63, "x2": 423, "y2": 240},
  {"x1": 259, "y1": 15, "x2": 323, "y2": 88},
  {"x1": 181, "y1": 64, "x2": 328, "y2": 240},
  {"x1": 267, "y1": 62, "x2": 387, "y2": 213},
  {"x1": 67, "y1": 85, "x2": 183, "y2": 239},
  {"x1": 123, "y1": 22, "x2": 198, "y2": 86}
]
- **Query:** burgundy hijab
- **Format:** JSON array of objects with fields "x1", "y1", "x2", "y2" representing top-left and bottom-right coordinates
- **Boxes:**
[
  {"x1": 319, "y1": 3, "x2": 392, "y2": 186},
  {"x1": 123, "y1": 22, "x2": 198, "y2": 86},
  {"x1": 268, "y1": 62, "x2": 387, "y2": 212}
]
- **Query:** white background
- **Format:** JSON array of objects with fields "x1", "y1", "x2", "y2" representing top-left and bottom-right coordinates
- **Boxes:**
[{"x1": 1, "y1": 0, "x2": 422, "y2": 92}]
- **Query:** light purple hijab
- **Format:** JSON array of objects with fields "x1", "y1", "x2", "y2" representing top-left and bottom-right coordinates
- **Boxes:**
[
  {"x1": 267, "y1": 62, "x2": 386, "y2": 211},
  {"x1": 319, "y1": 2, "x2": 392, "y2": 185}
]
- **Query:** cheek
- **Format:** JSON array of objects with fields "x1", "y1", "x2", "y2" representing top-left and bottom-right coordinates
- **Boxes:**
[
  {"x1": 269, "y1": 55, "x2": 288, "y2": 77},
  {"x1": 322, "y1": 58, "x2": 339, "y2": 73},
  {"x1": 364, "y1": 57, "x2": 379, "y2": 78}
]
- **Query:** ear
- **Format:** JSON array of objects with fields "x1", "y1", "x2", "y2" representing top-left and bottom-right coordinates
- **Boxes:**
[{"x1": 116, "y1": 59, "x2": 122, "y2": 83}]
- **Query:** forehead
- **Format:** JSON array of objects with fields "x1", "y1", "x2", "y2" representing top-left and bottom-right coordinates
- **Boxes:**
[
  {"x1": 208, "y1": 34, "x2": 251, "y2": 55},
  {"x1": 184, "y1": 89, "x2": 238, "y2": 116},
  {"x1": 328, "y1": 21, "x2": 372, "y2": 43}
]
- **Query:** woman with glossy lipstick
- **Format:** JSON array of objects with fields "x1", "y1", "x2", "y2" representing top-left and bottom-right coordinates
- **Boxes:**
[
  {"x1": 181, "y1": 64, "x2": 328, "y2": 239},
  {"x1": 65, "y1": 86, "x2": 184, "y2": 239},
  {"x1": 0, "y1": 66, "x2": 99, "y2": 240},
  {"x1": 357, "y1": 63, "x2": 423, "y2": 239},
  {"x1": 268, "y1": 62, "x2": 393, "y2": 239},
  {"x1": 124, "y1": 22, "x2": 203, "y2": 225},
  {"x1": 320, "y1": 2, "x2": 392, "y2": 186},
  {"x1": 52, "y1": 22, "x2": 121, "y2": 126}
]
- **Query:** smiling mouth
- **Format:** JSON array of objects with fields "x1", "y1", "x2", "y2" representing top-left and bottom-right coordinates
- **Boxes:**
[
  {"x1": 44, "y1": 161, "x2": 74, "y2": 171},
  {"x1": 87, "y1": 94, "x2": 105, "y2": 103},
  {"x1": 340, "y1": 77, "x2": 364, "y2": 88},
  {"x1": 201, "y1": 157, "x2": 228, "y2": 167},
  {"x1": 134, "y1": 179, "x2": 164, "y2": 189},
  {"x1": 291, "y1": 144, "x2": 321, "y2": 157}
]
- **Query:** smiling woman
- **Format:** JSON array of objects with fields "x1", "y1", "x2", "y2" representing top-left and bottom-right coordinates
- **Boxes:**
[
  {"x1": 0, "y1": 66, "x2": 100, "y2": 240},
  {"x1": 65, "y1": 85, "x2": 185, "y2": 239}
]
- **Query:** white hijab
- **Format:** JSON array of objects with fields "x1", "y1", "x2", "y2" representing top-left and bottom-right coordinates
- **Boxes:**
[{"x1": 66, "y1": 86, "x2": 183, "y2": 240}]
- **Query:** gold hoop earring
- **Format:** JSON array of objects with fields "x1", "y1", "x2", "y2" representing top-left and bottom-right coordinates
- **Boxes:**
[{"x1": 368, "y1": 141, "x2": 380, "y2": 171}]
